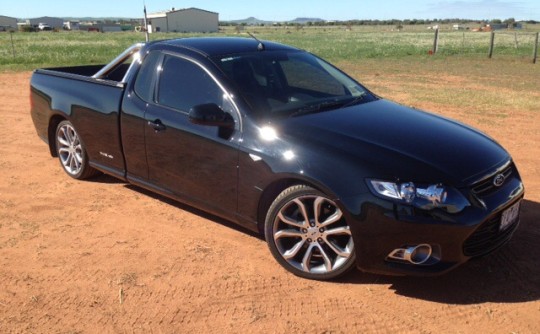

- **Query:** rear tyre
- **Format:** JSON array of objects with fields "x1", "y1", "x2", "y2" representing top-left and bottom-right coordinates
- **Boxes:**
[
  {"x1": 55, "y1": 120, "x2": 99, "y2": 180},
  {"x1": 265, "y1": 185, "x2": 356, "y2": 280}
]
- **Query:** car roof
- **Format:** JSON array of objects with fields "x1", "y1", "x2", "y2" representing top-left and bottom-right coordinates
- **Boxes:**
[{"x1": 149, "y1": 37, "x2": 300, "y2": 57}]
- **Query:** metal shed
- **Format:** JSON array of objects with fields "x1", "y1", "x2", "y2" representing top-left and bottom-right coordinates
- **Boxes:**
[
  {"x1": 29, "y1": 16, "x2": 64, "y2": 29},
  {"x1": 147, "y1": 7, "x2": 218, "y2": 33},
  {"x1": 0, "y1": 15, "x2": 17, "y2": 30}
]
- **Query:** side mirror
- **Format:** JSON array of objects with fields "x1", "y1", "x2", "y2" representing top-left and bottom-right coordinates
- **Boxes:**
[{"x1": 189, "y1": 103, "x2": 235, "y2": 128}]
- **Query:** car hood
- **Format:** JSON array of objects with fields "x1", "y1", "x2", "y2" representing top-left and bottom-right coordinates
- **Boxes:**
[{"x1": 279, "y1": 99, "x2": 509, "y2": 186}]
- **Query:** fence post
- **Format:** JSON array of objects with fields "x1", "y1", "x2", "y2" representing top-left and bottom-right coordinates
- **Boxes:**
[
  {"x1": 514, "y1": 32, "x2": 519, "y2": 49},
  {"x1": 488, "y1": 31, "x2": 495, "y2": 58},
  {"x1": 432, "y1": 28, "x2": 439, "y2": 54},
  {"x1": 533, "y1": 32, "x2": 539, "y2": 64},
  {"x1": 10, "y1": 31, "x2": 16, "y2": 58}
]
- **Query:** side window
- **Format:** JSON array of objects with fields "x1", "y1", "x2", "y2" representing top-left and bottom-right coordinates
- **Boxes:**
[
  {"x1": 134, "y1": 51, "x2": 161, "y2": 102},
  {"x1": 280, "y1": 56, "x2": 345, "y2": 96},
  {"x1": 157, "y1": 55, "x2": 223, "y2": 113}
]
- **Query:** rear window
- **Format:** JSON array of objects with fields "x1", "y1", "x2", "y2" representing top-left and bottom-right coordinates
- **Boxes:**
[{"x1": 134, "y1": 51, "x2": 161, "y2": 103}]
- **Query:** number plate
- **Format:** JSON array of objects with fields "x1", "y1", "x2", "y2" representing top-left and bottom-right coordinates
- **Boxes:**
[{"x1": 500, "y1": 201, "x2": 520, "y2": 231}]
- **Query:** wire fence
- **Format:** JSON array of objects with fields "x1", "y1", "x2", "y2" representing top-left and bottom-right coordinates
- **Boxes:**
[
  {"x1": 432, "y1": 29, "x2": 539, "y2": 62},
  {"x1": 1, "y1": 29, "x2": 539, "y2": 71}
]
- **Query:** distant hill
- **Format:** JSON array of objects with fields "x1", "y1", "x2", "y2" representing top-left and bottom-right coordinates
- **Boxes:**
[
  {"x1": 289, "y1": 17, "x2": 325, "y2": 24},
  {"x1": 225, "y1": 17, "x2": 273, "y2": 25},
  {"x1": 223, "y1": 16, "x2": 325, "y2": 25}
]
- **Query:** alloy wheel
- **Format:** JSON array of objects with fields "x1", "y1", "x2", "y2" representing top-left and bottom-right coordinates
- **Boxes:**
[
  {"x1": 272, "y1": 194, "x2": 354, "y2": 275},
  {"x1": 57, "y1": 123, "x2": 84, "y2": 176}
]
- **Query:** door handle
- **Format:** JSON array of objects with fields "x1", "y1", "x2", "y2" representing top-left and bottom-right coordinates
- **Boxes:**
[{"x1": 147, "y1": 119, "x2": 166, "y2": 132}]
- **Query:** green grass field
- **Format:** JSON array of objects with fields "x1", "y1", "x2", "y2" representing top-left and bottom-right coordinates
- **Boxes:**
[
  {"x1": 1, "y1": 26, "x2": 538, "y2": 125},
  {"x1": 0, "y1": 26, "x2": 538, "y2": 71}
]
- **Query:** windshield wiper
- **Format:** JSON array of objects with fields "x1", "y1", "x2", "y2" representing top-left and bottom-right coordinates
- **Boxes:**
[
  {"x1": 290, "y1": 100, "x2": 346, "y2": 117},
  {"x1": 341, "y1": 93, "x2": 366, "y2": 109}
]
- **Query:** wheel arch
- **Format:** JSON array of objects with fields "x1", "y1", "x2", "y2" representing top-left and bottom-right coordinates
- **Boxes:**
[
  {"x1": 48, "y1": 114, "x2": 67, "y2": 157},
  {"x1": 256, "y1": 176, "x2": 339, "y2": 235}
]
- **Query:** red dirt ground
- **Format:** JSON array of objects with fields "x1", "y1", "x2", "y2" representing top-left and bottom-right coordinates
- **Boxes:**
[{"x1": 0, "y1": 71, "x2": 539, "y2": 333}]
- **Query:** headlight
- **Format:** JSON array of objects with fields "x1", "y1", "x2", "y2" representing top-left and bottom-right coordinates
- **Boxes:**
[{"x1": 368, "y1": 179, "x2": 469, "y2": 213}]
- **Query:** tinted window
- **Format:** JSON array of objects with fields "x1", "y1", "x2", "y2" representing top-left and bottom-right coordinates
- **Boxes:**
[
  {"x1": 281, "y1": 56, "x2": 345, "y2": 96},
  {"x1": 158, "y1": 56, "x2": 222, "y2": 112},
  {"x1": 215, "y1": 51, "x2": 370, "y2": 118},
  {"x1": 134, "y1": 51, "x2": 161, "y2": 103}
]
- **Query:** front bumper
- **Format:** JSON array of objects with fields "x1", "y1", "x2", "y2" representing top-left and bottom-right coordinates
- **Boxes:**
[{"x1": 341, "y1": 166, "x2": 524, "y2": 276}]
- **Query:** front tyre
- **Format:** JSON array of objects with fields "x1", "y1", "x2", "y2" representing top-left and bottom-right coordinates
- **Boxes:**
[
  {"x1": 55, "y1": 120, "x2": 99, "y2": 179},
  {"x1": 265, "y1": 185, "x2": 356, "y2": 280}
]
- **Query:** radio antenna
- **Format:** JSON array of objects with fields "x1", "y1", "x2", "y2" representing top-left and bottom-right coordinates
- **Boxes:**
[
  {"x1": 247, "y1": 32, "x2": 265, "y2": 51},
  {"x1": 143, "y1": 1, "x2": 149, "y2": 42}
]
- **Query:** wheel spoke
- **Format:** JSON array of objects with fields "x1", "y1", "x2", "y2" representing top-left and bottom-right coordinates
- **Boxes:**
[
  {"x1": 70, "y1": 130, "x2": 78, "y2": 144},
  {"x1": 324, "y1": 226, "x2": 351, "y2": 237},
  {"x1": 313, "y1": 196, "x2": 324, "y2": 225},
  {"x1": 74, "y1": 154, "x2": 81, "y2": 169},
  {"x1": 74, "y1": 152, "x2": 83, "y2": 164},
  {"x1": 323, "y1": 237, "x2": 351, "y2": 257},
  {"x1": 283, "y1": 239, "x2": 306, "y2": 260},
  {"x1": 58, "y1": 147, "x2": 70, "y2": 154},
  {"x1": 57, "y1": 136, "x2": 70, "y2": 147},
  {"x1": 316, "y1": 243, "x2": 333, "y2": 271},
  {"x1": 65, "y1": 128, "x2": 75, "y2": 144},
  {"x1": 60, "y1": 152, "x2": 70, "y2": 166},
  {"x1": 278, "y1": 211, "x2": 303, "y2": 228},
  {"x1": 319, "y1": 209, "x2": 343, "y2": 228},
  {"x1": 274, "y1": 229, "x2": 304, "y2": 240},
  {"x1": 301, "y1": 243, "x2": 316, "y2": 272},
  {"x1": 322, "y1": 226, "x2": 352, "y2": 257},
  {"x1": 69, "y1": 154, "x2": 78, "y2": 171},
  {"x1": 293, "y1": 198, "x2": 310, "y2": 227}
]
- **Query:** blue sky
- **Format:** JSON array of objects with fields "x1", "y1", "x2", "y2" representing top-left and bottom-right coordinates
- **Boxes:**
[{"x1": 1, "y1": 0, "x2": 539, "y2": 21}]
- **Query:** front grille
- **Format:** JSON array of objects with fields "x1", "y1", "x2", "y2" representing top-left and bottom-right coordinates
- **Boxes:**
[
  {"x1": 471, "y1": 164, "x2": 513, "y2": 197},
  {"x1": 463, "y1": 214, "x2": 519, "y2": 257}
]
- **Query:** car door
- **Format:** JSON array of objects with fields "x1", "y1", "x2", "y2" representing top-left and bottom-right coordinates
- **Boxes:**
[{"x1": 144, "y1": 54, "x2": 240, "y2": 216}]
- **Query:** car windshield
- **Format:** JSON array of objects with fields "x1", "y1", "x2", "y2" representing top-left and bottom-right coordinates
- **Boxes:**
[{"x1": 214, "y1": 50, "x2": 373, "y2": 118}]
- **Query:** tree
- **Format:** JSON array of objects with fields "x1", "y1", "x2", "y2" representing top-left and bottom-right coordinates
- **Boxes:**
[{"x1": 503, "y1": 17, "x2": 515, "y2": 24}]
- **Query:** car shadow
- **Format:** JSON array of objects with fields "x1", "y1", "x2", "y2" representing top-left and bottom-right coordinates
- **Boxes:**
[
  {"x1": 338, "y1": 199, "x2": 540, "y2": 304},
  {"x1": 87, "y1": 174, "x2": 261, "y2": 238},
  {"x1": 123, "y1": 184, "x2": 264, "y2": 240},
  {"x1": 86, "y1": 173, "x2": 125, "y2": 184},
  {"x1": 89, "y1": 174, "x2": 539, "y2": 304}
]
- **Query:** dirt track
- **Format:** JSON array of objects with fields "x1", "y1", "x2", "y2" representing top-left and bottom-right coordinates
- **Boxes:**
[{"x1": 1, "y1": 71, "x2": 539, "y2": 333}]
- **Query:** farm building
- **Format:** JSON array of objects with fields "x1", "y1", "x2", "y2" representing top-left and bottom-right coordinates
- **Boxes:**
[
  {"x1": 0, "y1": 15, "x2": 17, "y2": 30},
  {"x1": 147, "y1": 7, "x2": 218, "y2": 33},
  {"x1": 64, "y1": 21, "x2": 80, "y2": 31},
  {"x1": 95, "y1": 23, "x2": 122, "y2": 32},
  {"x1": 28, "y1": 16, "x2": 64, "y2": 29}
]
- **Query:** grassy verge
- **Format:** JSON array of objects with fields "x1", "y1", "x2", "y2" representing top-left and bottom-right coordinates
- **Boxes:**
[
  {"x1": 338, "y1": 56, "x2": 540, "y2": 124},
  {"x1": 1, "y1": 27, "x2": 538, "y2": 71},
  {"x1": 1, "y1": 28, "x2": 538, "y2": 125}
]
